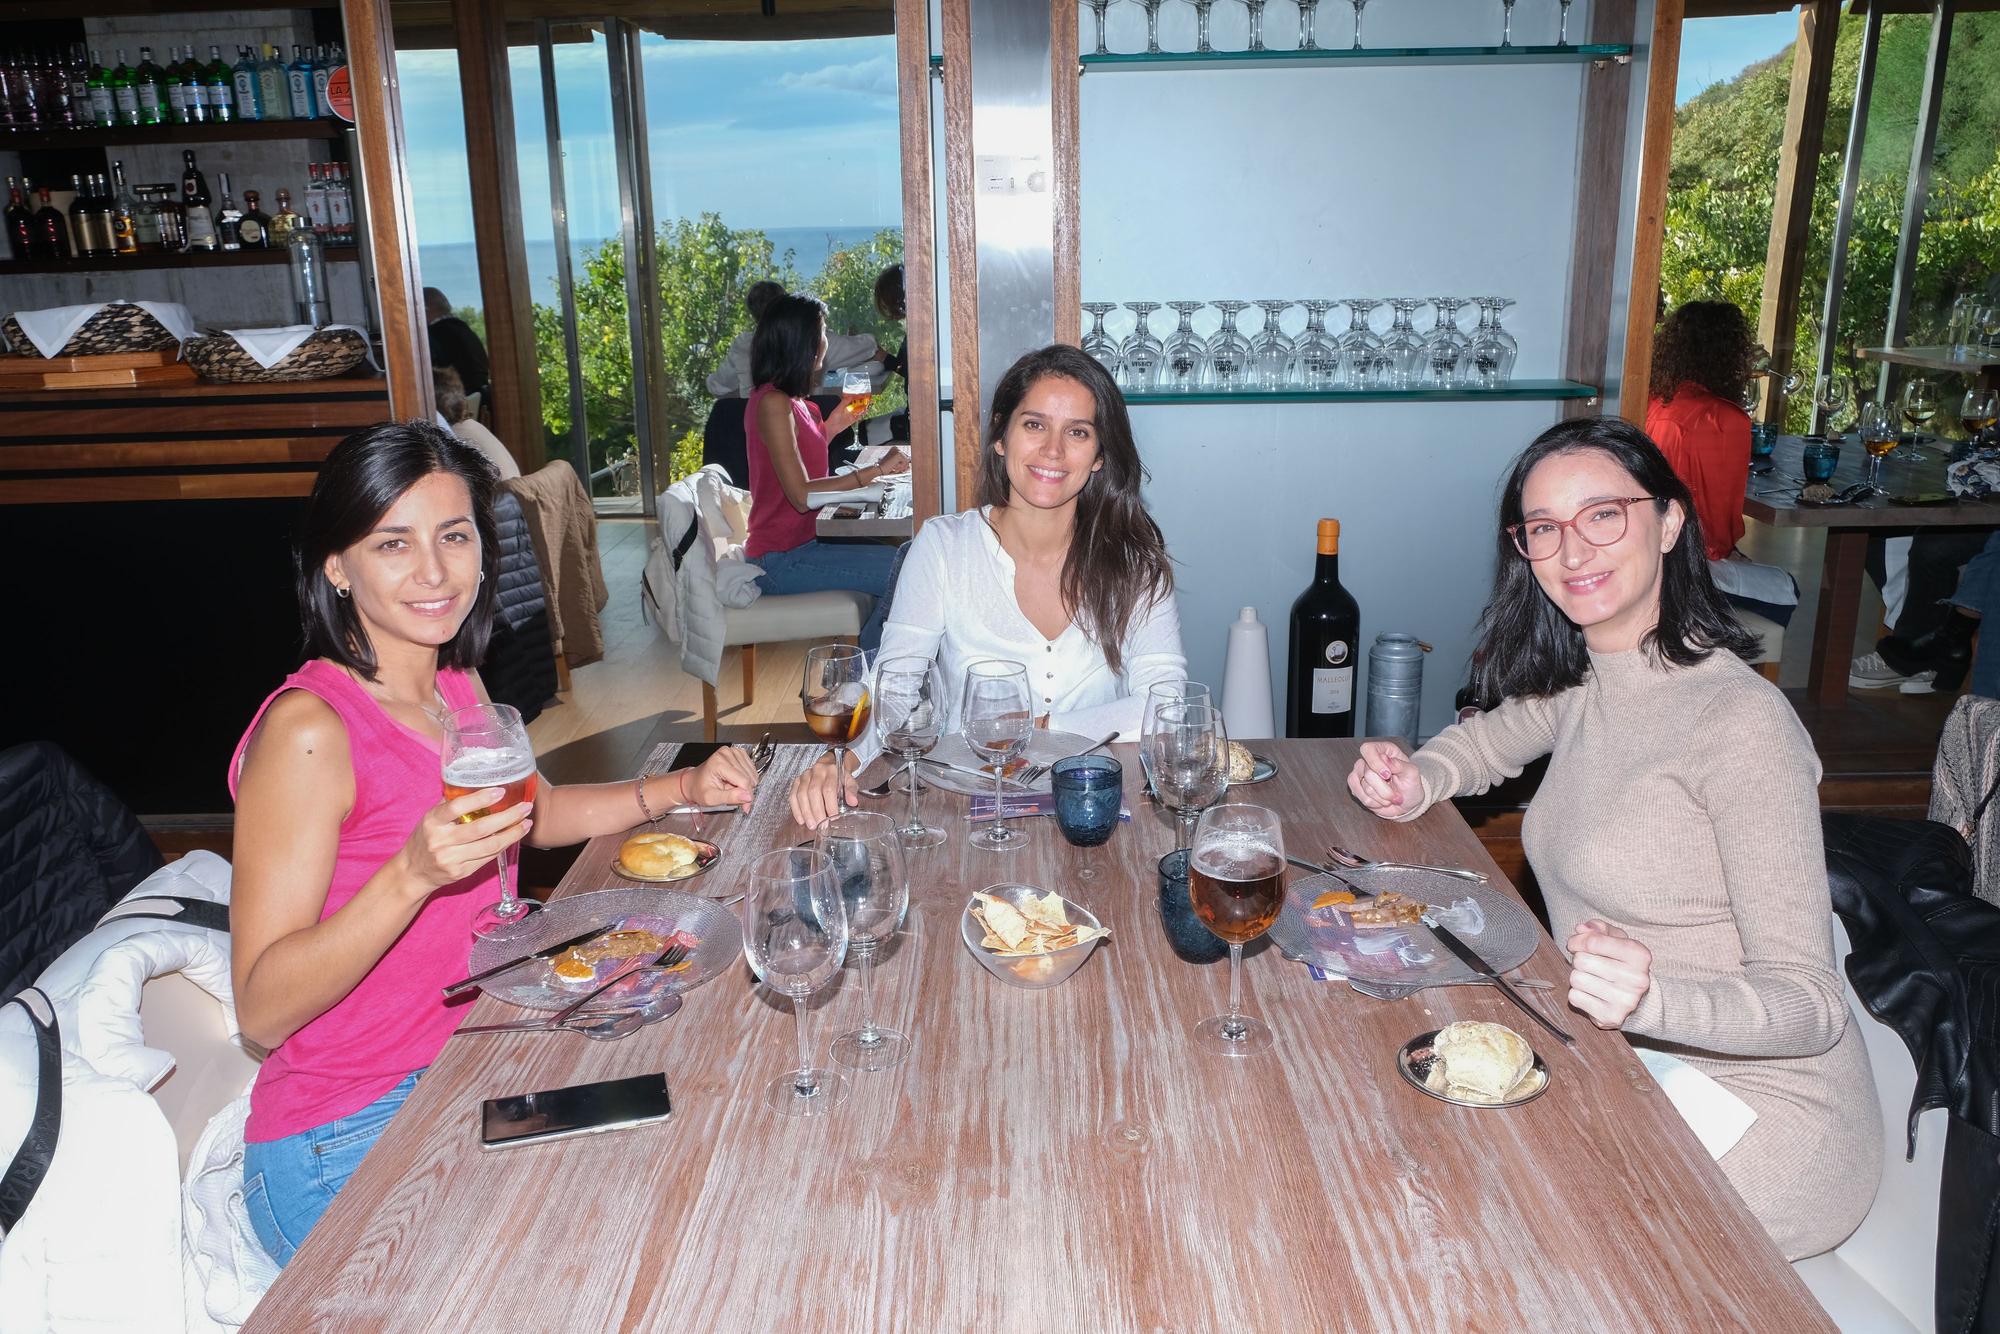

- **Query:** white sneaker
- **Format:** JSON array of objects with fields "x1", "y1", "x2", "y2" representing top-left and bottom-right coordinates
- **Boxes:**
[
  {"x1": 1849, "y1": 651, "x2": 1923, "y2": 689},
  {"x1": 1899, "y1": 670, "x2": 1940, "y2": 695}
]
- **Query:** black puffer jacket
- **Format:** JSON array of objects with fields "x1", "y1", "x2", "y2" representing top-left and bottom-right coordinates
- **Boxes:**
[
  {"x1": 480, "y1": 489, "x2": 558, "y2": 725},
  {"x1": 0, "y1": 742, "x2": 161, "y2": 1000}
]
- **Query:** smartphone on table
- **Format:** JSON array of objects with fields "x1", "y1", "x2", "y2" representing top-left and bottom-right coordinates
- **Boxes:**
[{"x1": 479, "y1": 1071, "x2": 672, "y2": 1149}]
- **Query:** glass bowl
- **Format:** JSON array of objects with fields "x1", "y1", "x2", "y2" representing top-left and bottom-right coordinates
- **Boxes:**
[{"x1": 958, "y1": 883, "x2": 1106, "y2": 990}]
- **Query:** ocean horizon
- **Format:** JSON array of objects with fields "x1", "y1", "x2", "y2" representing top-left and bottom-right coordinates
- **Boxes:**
[{"x1": 418, "y1": 225, "x2": 895, "y2": 313}]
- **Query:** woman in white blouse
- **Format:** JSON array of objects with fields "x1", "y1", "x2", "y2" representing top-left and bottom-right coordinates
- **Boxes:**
[{"x1": 790, "y1": 343, "x2": 1187, "y2": 826}]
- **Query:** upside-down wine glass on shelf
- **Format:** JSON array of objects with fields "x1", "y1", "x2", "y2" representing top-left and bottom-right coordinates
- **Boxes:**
[
  {"x1": 1466, "y1": 297, "x2": 1518, "y2": 388},
  {"x1": 1082, "y1": 302, "x2": 1121, "y2": 380},
  {"x1": 803, "y1": 643, "x2": 871, "y2": 816},
  {"x1": 1192, "y1": 0, "x2": 1217, "y2": 53},
  {"x1": 1188, "y1": 803, "x2": 1284, "y2": 1056},
  {"x1": 1244, "y1": 0, "x2": 1269, "y2": 52},
  {"x1": 1086, "y1": 0, "x2": 1113, "y2": 56},
  {"x1": 1298, "y1": 0, "x2": 1322, "y2": 51},
  {"x1": 1203, "y1": 301, "x2": 1255, "y2": 394},
  {"x1": 441, "y1": 703, "x2": 541, "y2": 941},
  {"x1": 1295, "y1": 300, "x2": 1341, "y2": 392},
  {"x1": 1498, "y1": 0, "x2": 1519, "y2": 47},
  {"x1": 1161, "y1": 301, "x2": 1208, "y2": 394},
  {"x1": 1139, "y1": 0, "x2": 1166, "y2": 54},
  {"x1": 1249, "y1": 300, "x2": 1295, "y2": 392},
  {"x1": 1421, "y1": 297, "x2": 1471, "y2": 391},
  {"x1": 874, "y1": 655, "x2": 947, "y2": 849},
  {"x1": 1118, "y1": 302, "x2": 1164, "y2": 392},
  {"x1": 1337, "y1": 298, "x2": 1386, "y2": 389},
  {"x1": 1348, "y1": 0, "x2": 1367, "y2": 49},
  {"x1": 740, "y1": 846, "x2": 849, "y2": 1117},
  {"x1": 1147, "y1": 700, "x2": 1230, "y2": 852},
  {"x1": 1557, "y1": 0, "x2": 1576, "y2": 45},
  {"x1": 819, "y1": 810, "x2": 910, "y2": 1072},
  {"x1": 962, "y1": 659, "x2": 1034, "y2": 853},
  {"x1": 1379, "y1": 298, "x2": 1426, "y2": 389}
]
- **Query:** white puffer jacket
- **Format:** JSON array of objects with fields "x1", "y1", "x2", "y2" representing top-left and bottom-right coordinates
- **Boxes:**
[{"x1": 642, "y1": 465, "x2": 765, "y2": 688}]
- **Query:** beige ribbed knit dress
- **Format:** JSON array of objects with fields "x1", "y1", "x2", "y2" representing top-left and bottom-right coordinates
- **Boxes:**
[{"x1": 1398, "y1": 644, "x2": 1880, "y2": 1260}]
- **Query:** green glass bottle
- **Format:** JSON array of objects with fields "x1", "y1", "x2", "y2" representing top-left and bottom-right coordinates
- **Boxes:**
[
  {"x1": 133, "y1": 45, "x2": 165, "y2": 125},
  {"x1": 85, "y1": 49, "x2": 114, "y2": 128},
  {"x1": 108, "y1": 49, "x2": 138, "y2": 127},
  {"x1": 204, "y1": 45, "x2": 233, "y2": 124}
]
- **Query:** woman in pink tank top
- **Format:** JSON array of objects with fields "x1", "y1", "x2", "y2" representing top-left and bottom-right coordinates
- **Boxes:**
[
  {"x1": 230, "y1": 422, "x2": 760, "y2": 1267},
  {"x1": 744, "y1": 293, "x2": 912, "y2": 653}
]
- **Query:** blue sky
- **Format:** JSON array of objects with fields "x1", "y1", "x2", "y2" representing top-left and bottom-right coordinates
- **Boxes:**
[
  {"x1": 1678, "y1": 10, "x2": 1800, "y2": 105},
  {"x1": 395, "y1": 34, "x2": 903, "y2": 248}
]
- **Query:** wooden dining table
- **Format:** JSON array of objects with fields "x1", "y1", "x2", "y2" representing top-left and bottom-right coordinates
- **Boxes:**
[
  {"x1": 1743, "y1": 433, "x2": 2000, "y2": 706},
  {"x1": 245, "y1": 740, "x2": 1832, "y2": 1333}
]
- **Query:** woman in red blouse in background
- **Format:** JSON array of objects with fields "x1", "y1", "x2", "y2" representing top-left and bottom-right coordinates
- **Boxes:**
[{"x1": 1645, "y1": 301, "x2": 1756, "y2": 562}]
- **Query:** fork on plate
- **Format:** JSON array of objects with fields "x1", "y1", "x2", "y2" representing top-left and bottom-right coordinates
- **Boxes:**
[
  {"x1": 1015, "y1": 730, "x2": 1120, "y2": 786},
  {"x1": 1324, "y1": 843, "x2": 1488, "y2": 884},
  {"x1": 449, "y1": 946, "x2": 691, "y2": 1036}
]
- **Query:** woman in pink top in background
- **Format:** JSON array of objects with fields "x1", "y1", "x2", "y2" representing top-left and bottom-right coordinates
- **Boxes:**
[
  {"x1": 745, "y1": 293, "x2": 910, "y2": 652},
  {"x1": 230, "y1": 422, "x2": 759, "y2": 1266}
]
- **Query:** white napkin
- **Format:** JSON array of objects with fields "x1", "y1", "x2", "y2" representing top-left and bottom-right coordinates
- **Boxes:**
[
  {"x1": 812, "y1": 481, "x2": 887, "y2": 509},
  {"x1": 218, "y1": 325, "x2": 319, "y2": 369},
  {"x1": 6, "y1": 300, "x2": 194, "y2": 358},
  {"x1": 1636, "y1": 1048, "x2": 1759, "y2": 1160},
  {"x1": 1707, "y1": 556, "x2": 1800, "y2": 607}
]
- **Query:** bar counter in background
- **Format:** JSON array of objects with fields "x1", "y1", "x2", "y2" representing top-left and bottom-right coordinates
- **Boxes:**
[{"x1": 0, "y1": 373, "x2": 393, "y2": 813}]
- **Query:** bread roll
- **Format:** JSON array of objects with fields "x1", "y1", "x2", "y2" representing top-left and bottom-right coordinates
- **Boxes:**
[
  {"x1": 1430, "y1": 1021, "x2": 1534, "y2": 1102},
  {"x1": 621, "y1": 831, "x2": 700, "y2": 878},
  {"x1": 1227, "y1": 741, "x2": 1257, "y2": 782}
]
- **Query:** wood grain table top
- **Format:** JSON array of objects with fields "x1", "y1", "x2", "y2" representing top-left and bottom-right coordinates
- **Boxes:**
[{"x1": 245, "y1": 741, "x2": 1832, "y2": 1333}]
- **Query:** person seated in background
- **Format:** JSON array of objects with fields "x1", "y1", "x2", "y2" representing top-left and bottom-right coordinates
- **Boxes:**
[
  {"x1": 874, "y1": 263, "x2": 911, "y2": 442},
  {"x1": 1856, "y1": 530, "x2": 1996, "y2": 696},
  {"x1": 433, "y1": 367, "x2": 519, "y2": 481},
  {"x1": 790, "y1": 343, "x2": 1188, "y2": 827},
  {"x1": 1347, "y1": 417, "x2": 1878, "y2": 1262},
  {"x1": 1647, "y1": 300, "x2": 1798, "y2": 625},
  {"x1": 746, "y1": 293, "x2": 910, "y2": 654},
  {"x1": 423, "y1": 288, "x2": 491, "y2": 412},
  {"x1": 707, "y1": 279, "x2": 879, "y2": 399}
]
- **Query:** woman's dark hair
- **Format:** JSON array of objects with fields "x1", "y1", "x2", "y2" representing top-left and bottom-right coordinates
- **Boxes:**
[
  {"x1": 432, "y1": 365, "x2": 469, "y2": 425},
  {"x1": 751, "y1": 293, "x2": 826, "y2": 399},
  {"x1": 745, "y1": 279, "x2": 786, "y2": 323},
  {"x1": 1651, "y1": 299, "x2": 1755, "y2": 406},
  {"x1": 1474, "y1": 416, "x2": 1758, "y2": 701},
  {"x1": 976, "y1": 344, "x2": 1173, "y2": 674},
  {"x1": 873, "y1": 264, "x2": 905, "y2": 321},
  {"x1": 295, "y1": 420, "x2": 501, "y2": 681}
]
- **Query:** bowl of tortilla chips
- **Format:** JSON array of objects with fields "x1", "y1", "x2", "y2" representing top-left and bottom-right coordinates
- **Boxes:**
[{"x1": 960, "y1": 884, "x2": 1109, "y2": 990}]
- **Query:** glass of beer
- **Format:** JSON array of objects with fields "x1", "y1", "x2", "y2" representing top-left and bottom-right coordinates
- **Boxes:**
[
  {"x1": 441, "y1": 703, "x2": 541, "y2": 940},
  {"x1": 840, "y1": 369, "x2": 874, "y2": 422},
  {"x1": 1188, "y1": 803, "x2": 1285, "y2": 1056},
  {"x1": 1858, "y1": 402, "x2": 1898, "y2": 493},
  {"x1": 803, "y1": 643, "x2": 871, "y2": 815}
]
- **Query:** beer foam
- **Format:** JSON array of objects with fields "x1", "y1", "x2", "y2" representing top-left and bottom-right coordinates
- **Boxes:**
[
  {"x1": 1191, "y1": 836, "x2": 1280, "y2": 880},
  {"x1": 443, "y1": 745, "x2": 535, "y2": 785}
]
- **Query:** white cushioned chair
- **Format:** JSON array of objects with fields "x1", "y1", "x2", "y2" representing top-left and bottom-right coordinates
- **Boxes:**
[
  {"x1": 703, "y1": 591, "x2": 870, "y2": 741},
  {"x1": 1737, "y1": 606, "x2": 1784, "y2": 683}
]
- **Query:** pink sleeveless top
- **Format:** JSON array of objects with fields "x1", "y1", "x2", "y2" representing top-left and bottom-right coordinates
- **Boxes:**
[
  {"x1": 744, "y1": 382, "x2": 827, "y2": 560},
  {"x1": 228, "y1": 660, "x2": 495, "y2": 1142}
]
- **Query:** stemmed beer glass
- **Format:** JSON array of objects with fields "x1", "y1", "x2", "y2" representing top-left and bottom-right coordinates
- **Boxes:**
[
  {"x1": 803, "y1": 644, "x2": 870, "y2": 815},
  {"x1": 1146, "y1": 700, "x2": 1229, "y2": 851},
  {"x1": 874, "y1": 655, "x2": 947, "y2": 849},
  {"x1": 740, "y1": 847, "x2": 849, "y2": 1117},
  {"x1": 962, "y1": 659, "x2": 1033, "y2": 853},
  {"x1": 1188, "y1": 803, "x2": 1285, "y2": 1056},
  {"x1": 819, "y1": 811, "x2": 910, "y2": 1071},
  {"x1": 441, "y1": 703, "x2": 541, "y2": 940}
]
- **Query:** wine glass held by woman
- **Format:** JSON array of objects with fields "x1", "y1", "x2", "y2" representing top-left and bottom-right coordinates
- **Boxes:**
[
  {"x1": 788, "y1": 343, "x2": 1187, "y2": 829},
  {"x1": 227, "y1": 422, "x2": 758, "y2": 1267},
  {"x1": 1346, "y1": 416, "x2": 1879, "y2": 1264}
]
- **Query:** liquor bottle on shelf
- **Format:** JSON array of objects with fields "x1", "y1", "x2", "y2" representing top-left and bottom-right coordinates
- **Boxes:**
[
  {"x1": 180, "y1": 47, "x2": 208, "y2": 124},
  {"x1": 181, "y1": 150, "x2": 217, "y2": 252},
  {"x1": 311, "y1": 44, "x2": 333, "y2": 116},
  {"x1": 32, "y1": 184, "x2": 70, "y2": 260},
  {"x1": 70, "y1": 173, "x2": 110, "y2": 258},
  {"x1": 164, "y1": 45, "x2": 189, "y2": 123},
  {"x1": 133, "y1": 46, "x2": 165, "y2": 125},
  {"x1": 287, "y1": 45, "x2": 317, "y2": 119},
  {"x1": 232, "y1": 46, "x2": 261, "y2": 121},
  {"x1": 268, "y1": 187, "x2": 302, "y2": 245},
  {"x1": 216, "y1": 172, "x2": 242, "y2": 251},
  {"x1": 255, "y1": 44, "x2": 289, "y2": 121},
  {"x1": 326, "y1": 163, "x2": 353, "y2": 244},
  {"x1": 304, "y1": 163, "x2": 331, "y2": 239},
  {"x1": 1286, "y1": 518, "x2": 1361, "y2": 739},
  {"x1": 109, "y1": 162, "x2": 137, "y2": 255},
  {"x1": 204, "y1": 46, "x2": 233, "y2": 123},
  {"x1": 87, "y1": 49, "x2": 114, "y2": 128},
  {"x1": 110, "y1": 49, "x2": 139, "y2": 126},
  {"x1": 5, "y1": 177, "x2": 32, "y2": 261},
  {"x1": 65, "y1": 45, "x2": 91, "y2": 127},
  {"x1": 238, "y1": 189, "x2": 271, "y2": 248}
]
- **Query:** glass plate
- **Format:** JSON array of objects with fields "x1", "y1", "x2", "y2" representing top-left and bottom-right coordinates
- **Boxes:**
[
  {"x1": 1265, "y1": 869, "x2": 1539, "y2": 991},
  {"x1": 920, "y1": 729, "x2": 1094, "y2": 796},
  {"x1": 466, "y1": 887, "x2": 740, "y2": 1010}
]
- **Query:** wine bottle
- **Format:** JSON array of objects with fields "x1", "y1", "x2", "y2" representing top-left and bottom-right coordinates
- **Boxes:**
[
  {"x1": 216, "y1": 171, "x2": 242, "y2": 251},
  {"x1": 4, "y1": 177, "x2": 33, "y2": 261},
  {"x1": 181, "y1": 150, "x2": 217, "y2": 252},
  {"x1": 1286, "y1": 518, "x2": 1361, "y2": 739},
  {"x1": 32, "y1": 184, "x2": 71, "y2": 260}
]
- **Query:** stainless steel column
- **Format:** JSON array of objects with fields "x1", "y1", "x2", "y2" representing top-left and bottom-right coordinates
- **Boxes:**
[
  {"x1": 540, "y1": 19, "x2": 590, "y2": 486},
  {"x1": 968, "y1": 0, "x2": 1057, "y2": 427},
  {"x1": 1814, "y1": 1, "x2": 1882, "y2": 427},
  {"x1": 1880, "y1": 0, "x2": 1955, "y2": 395},
  {"x1": 607, "y1": 17, "x2": 666, "y2": 517}
]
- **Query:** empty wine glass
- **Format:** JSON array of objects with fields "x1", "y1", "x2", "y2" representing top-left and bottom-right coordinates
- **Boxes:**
[
  {"x1": 1139, "y1": 0, "x2": 1165, "y2": 54},
  {"x1": 1086, "y1": 0, "x2": 1114, "y2": 55},
  {"x1": 1245, "y1": 0, "x2": 1269, "y2": 51},
  {"x1": 1189, "y1": 803, "x2": 1284, "y2": 1056},
  {"x1": 1498, "y1": 0, "x2": 1518, "y2": 46},
  {"x1": 1557, "y1": 0, "x2": 1576, "y2": 45},
  {"x1": 1247, "y1": 301, "x2": 1294, "y2": 392},
  {"x1": 1082, "y1": 301, "x2": 1120, "y2": 380},
  {"x1": 1161, "y1": 301, "x2": 1208, "y2": 394},
  {"x1": 1299, "y1": 0, "x2": 1322, "y2": 50},
  {"x1": 1294, "y1": 299, "x2": 1341, "y2": 391},
  {"x1": 803, "y1": 644, "x2": 870, "y2": 815},
  {"x1": 1379, "y1": 298, "x2": 1427, "y2": 389},
  {"x1": 1813, "y1": 370, "x2": 1853, "y2": 439},
  {"x1": 1899, "y1": 377, "x2": 1938, "y2": 461},
  {"x1": 1348, "y1": 0, "x2": 1367, "y2": 49},
  {"x1": 962, "y1": 659, "x2": 1033, "y2": 853},
  {"x1": 874, "y1": 655, "x2": 946, "y2": 850},
  {"x1": 1140, "y1": 680, "x2": 1211, "y2": 800},
  {"x1": 1203, "y1": 301, "x2": 1254, "y2": 393},
  {"x1": 1193, "y1": 0, "x2": 1217, "y2": 52},
  {"x1": 740, "y1": 846, "x2": 849, "y2": 1117},
  {"x1": 1147, "y1": 700, "x2": 1229, "y2": 851},
  {"x1": 819, "y1": 810, "x2": 910, "y2": 1072},
  {"x1": 1118, "y1": 302, "x2": 1164, "y2": 392},
  {"x1": 1465, "y1": 297, "x2": 1518, "y2": 388},
  {"x1": 441, "y1": 704, "x2": 541, "y2": 941},
  {"x1": 1421, "y1": 297, "x2": 1470, "y2": 390},
  {"x1": 1337, "y1": 298, "x2": 1387, "y2": 389}
]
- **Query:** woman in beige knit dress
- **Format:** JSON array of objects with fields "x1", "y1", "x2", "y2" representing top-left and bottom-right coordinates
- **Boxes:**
[{"x1": 1349, "y1": 417, "x2": 1879, "y2": 1260}]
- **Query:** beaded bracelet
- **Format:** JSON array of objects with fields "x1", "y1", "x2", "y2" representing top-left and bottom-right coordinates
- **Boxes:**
[{"x1": 634, "y1": 769, "x2": 688, "y2": 823}]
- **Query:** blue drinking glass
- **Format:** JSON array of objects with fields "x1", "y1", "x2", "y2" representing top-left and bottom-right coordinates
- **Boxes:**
[
  {"x1": 1750, "y1": 423, "x2": 1776, "y2": 459},
  {"x1": 1802, "y1": 439, "x2": 1840, "y2": 484},
  {"x1": 1157, "y1": 850, "x2": 1229, "y2": 964},
  {"x1": 1051, "y1": 755, "x2": 1122, "y2": 848}
]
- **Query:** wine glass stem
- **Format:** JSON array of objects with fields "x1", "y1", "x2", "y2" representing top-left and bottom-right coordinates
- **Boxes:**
[
  {"x1": 1300, "y1": 1, "x2": 1316, "y2": 50},
  {"x1": 1146, "y1": 3, "x2": 1160, "y2": 52},
  {"x1": 1247, "y1": 1, "x2": 1264, "y2": 50},
  {"x1": 1501, "y1": 1, "x2": 1513, "y2": 46},
  {"x1": 792, "y1": 994, "x2": 818, "y2": 1097},
  {"x1": 832, "y1": 743, "x2": 848, "y2": 814},
  {"x1": 856, "y1": 945, "x2": 880, "y2": 1043},
  {"x1": 1092, "y1": 3, "x2": 1108, "y2": 54},
  {"x1": 496, "y1": 842, "x2": 519, "y2": 916},
  {"x1": 903, "y1": 756, "x2": 923, "y2": 832},
  {"x1": 992, "y1": 764, "x2": 1010, "y2": 842},
  {"x1": 1176, "y1": 808, "x2": 1195, "y2": 851},
  {"x1": 1558, "y1": 1, "x2": 1571, "y2": 44},
  {"x1": 1226, "y1": 941, "x2": 1245, "y2": 1036},
  {"x1": 1351, "y1": 2, "x2": 1362, "y2": 49},
  {"x1": 1195, "y1": 1, "x2": 1212, "y2": 52}
]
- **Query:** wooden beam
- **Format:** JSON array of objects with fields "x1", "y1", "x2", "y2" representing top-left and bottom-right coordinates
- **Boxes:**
[
  {"x1": 344, "y1": 0, "x2": 433, "y2": 419},
  {"x1": 1619, "y1": 0, "x2": 1686, "y2": 425},
  {"x1": 895, "y1": 0, "x2": 943, "y2": 525},
  {"x1": 1561, "y1": 0, "x2": 1637, "y2": 419},
  {"x1": 942, "y1": 0, "x2": 980, "y2": 509},
  {"x1": 1756, "y1": 0, "x2": 1841, "y2": 420},
  {"x1": 1051, "y1": 0, "x2": 1080, "y2": 347},
  {"x1": 454, "y1": 0, "x2": 545, "y2": 470}
]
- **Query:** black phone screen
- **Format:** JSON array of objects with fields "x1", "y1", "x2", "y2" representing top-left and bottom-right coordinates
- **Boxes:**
[{"x1": 479, "y1": 1071, "x2": 672, "y2": 1149}]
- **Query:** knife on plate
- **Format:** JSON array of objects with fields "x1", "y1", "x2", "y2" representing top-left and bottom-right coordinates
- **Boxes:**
[
  {"x1": 1428, "y1": 924, "x2": 1576, "y2": 1048},
  {"x1": 441, "y1": 924, "x2": 615, "y2": 999},
  {"x1": 916, "y1": 756, "x2": 1037, "y2": 789}
]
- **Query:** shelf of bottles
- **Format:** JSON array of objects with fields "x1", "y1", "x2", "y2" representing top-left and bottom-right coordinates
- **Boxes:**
[{"x1": 0, "y1": 40, "x2": 347, "y2": 140}]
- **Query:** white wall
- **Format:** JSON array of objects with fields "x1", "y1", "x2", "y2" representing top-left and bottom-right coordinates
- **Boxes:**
[{"x1": 1078, "y1": 0, "x2": 1618, "y2": 733}]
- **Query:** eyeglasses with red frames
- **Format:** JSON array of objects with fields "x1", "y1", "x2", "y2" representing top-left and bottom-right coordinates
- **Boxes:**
[{"x1": 1506, "y1": 496, "x2": 1660, "y2": 561}]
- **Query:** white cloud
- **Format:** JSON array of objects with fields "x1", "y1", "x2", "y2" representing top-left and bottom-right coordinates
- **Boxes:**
[{"x1": 777, "y1": 52, "x2": 896, "y2": 101}]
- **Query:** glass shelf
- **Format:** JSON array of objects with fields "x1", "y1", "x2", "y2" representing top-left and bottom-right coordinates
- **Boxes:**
[
  {"x1": 1079, "y1": 44, "x2": 1631, "y2": 72},
  {"x1": 1120, "y1": 380, "x2": 1600, "y2": 405}
]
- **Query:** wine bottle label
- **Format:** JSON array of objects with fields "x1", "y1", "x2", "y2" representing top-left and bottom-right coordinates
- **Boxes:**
[
  {"x1": 1310, "y1": 666, "x2": 1354, "y2": 715},
  {"x1": 185, "y1": 206, "x2": 217, "y2": 247},
  {"x1": 114, "y1": 87, "x2": 139, "y2": 116},
  {"x1": 206, "y1": 84, "x2": 231, "y2": 111},
  {"x1": 138, "y1": 84, "x2": 161, "y2": 113},
  {"x1": 90, "y1": 88, "x2": 113, "y2": 121}
]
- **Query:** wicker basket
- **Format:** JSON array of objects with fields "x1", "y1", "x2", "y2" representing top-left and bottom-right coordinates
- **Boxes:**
[
  {"x1": 2, "y1": 302, "x2": 181, "y2": 358},
  {"x1": 184, "y1": 327, "x2": 369, "y2": 383}
]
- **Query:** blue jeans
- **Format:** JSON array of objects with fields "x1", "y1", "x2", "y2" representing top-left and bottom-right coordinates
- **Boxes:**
[
  {"x1": 242, "y1": 1069, "x2": 421, "y2": 1267},
  {"x1": 755, "y1": 539, "x2": 902, "y2": 653},
  {"x1": 1949, "y1": 531, "x2": 2000, "y2": 698}
]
